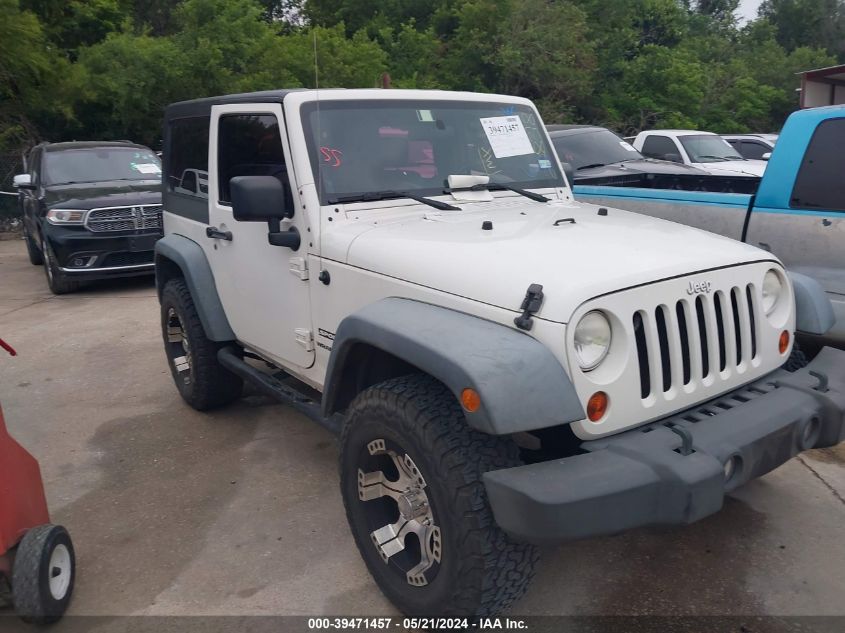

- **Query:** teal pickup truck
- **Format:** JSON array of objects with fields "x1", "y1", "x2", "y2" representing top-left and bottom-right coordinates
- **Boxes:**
[{"x1": 575, "y1": 105, "x2": 844, "y2": 351}]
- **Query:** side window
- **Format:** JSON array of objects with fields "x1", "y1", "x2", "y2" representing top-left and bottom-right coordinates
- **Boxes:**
[
  {"x1": 641, "y1": 135, "x2": 679, "y2": 161},
  {"x1": 217, "y1": 113, "x2": 291, "y2": 205},
  {"x1": 740, "y1": 141, "x2": 768, "y2": 160},
  {"x1": 168, "y1": 117, "x2": 209, "y2": 198},
  {"x1": 791, "y1": 118, "x2": 845, "y2": 212},
  {"x1": 181, "y1": 170, "x2": 197, "y2": 193}
]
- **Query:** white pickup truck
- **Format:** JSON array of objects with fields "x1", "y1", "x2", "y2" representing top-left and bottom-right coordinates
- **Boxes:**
[
  {"x1": 633, "y1": 129, "x2": 766, "y2": 178},
  {"x1": 155, "y1": 88, "x2": 844, "y2": 617}
]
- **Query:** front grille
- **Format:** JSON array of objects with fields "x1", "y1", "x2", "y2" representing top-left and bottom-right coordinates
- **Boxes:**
[
  {"x1": 101, "y1": 251, "x2": 154, "y2": 267},
  {"x1": 633, "y1": 284, "x2": 758, "y2": 400},
  {"x1": 86, "y1": 205, "x2": 162, "y2": 233}
]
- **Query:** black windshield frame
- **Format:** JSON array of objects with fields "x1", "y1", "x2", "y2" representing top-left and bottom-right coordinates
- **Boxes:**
[{"x1": 300, "y1": 99, "x2": 564, "y2": 205}]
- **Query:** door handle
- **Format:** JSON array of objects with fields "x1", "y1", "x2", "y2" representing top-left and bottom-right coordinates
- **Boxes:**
[{"x1": 206, "y1": 226, "x2": 232, "y2": 241}]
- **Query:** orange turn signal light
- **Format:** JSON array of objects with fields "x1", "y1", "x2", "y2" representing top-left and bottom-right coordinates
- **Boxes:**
[
  {"x1": 779, "y1": 330, "x2": 790, "y2": 355},
  {"x1": 587, "y1": 391, "x2": 609, "y2": 422},
  {"x1": 461, "y1": 388, "x2": 481, "y2": 413}
]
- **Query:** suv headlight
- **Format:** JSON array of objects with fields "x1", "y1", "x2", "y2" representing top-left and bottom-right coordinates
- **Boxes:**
[
  {"x1": 761, "y1": 269, "x2": 784, "y2": 316},
  {"x1": 574, "y1": 310, "x2": 612, "y2": 371},
  {"x1": 45, "y1": 209, "x2": 87, "y2": 225}
]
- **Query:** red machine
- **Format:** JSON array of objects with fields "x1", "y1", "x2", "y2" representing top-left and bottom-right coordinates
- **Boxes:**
[{"x1": 0, "y1": 339, "x2": 75, "y2": 623}]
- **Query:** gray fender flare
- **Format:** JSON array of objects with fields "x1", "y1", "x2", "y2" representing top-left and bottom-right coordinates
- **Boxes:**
[
  {"x1": 154, "y1": 234, "x2": 236, "y2": 342},
  {"x1": 789, "y1": 272, "x2": 835, "y2": 336},
  {"x1": 322, "y1": 298, "x2": 585, "y2": 435}
]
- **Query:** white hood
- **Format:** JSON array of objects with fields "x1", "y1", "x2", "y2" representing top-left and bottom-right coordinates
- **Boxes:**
[
  {"x1": 694, "y1": 160, "x2": 766, "y2": 177},
  {"x1": 338, "y1": 197, "x2": 771, "y2": 323}
]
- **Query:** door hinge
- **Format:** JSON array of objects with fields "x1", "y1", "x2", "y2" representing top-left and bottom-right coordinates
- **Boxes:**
[
  {"x1": 289, "y1": 257, "x2": 309, "y2": 280},
  {"x1": 295, "y1": 328, "x2": 314, "y2": 352}
]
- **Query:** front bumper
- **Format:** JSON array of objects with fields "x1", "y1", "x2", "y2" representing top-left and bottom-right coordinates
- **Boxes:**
[
  {"x1": 44, "y1": 224, "x2": 160, "y2": 280},
  {"x1": 484, "y1": 347, "x2": 845, "y2": 544}
]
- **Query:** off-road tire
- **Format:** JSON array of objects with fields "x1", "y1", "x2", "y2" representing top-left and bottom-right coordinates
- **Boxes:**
[
  {"x1": 340, "y1": 374, "x2": 538, "y2": 617},
  {"x1": 41, "y1": 237, "x2": 79, "y2": 295},
  {"x1": 784, "y1": 340, "x2": 809, "y2": 372},
  {"x1": 24, "y1": 228, "x2": 43, "y2": 265},
  {"x1": 160, "y1": 277, "x2": 242, "y2": 410},
  {"x1": 11, "y1": 524, "x2": 75, "y2": 624}
]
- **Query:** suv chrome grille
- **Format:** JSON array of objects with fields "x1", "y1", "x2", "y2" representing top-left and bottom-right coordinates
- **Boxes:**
[
  {"x1": 633, "y1": 284, "x2": 758, "y2": 400},
  {"x1": 86, "y1": 205, "x2": 162, "y2": 232}
]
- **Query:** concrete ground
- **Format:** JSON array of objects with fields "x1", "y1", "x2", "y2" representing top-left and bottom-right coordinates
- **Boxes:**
[{"x1": 0, "y1": 237, "x2": 844, "y2": 619}]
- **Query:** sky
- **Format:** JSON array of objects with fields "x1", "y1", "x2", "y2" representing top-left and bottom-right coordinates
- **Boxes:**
[{"x1": 737, "y1": 0, "x2": 764, "y2": 22}]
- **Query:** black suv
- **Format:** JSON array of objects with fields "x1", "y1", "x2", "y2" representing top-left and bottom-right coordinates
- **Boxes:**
[{"x1": 14, "y1": 141, "x2": 163, "y2": 294}]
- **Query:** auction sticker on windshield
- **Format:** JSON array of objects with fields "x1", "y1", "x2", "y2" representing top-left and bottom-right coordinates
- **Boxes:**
[
  {"x1": 480, "y1": 116, "x2": 534, "y2": 158},
  {"x1": 134, "y1": 163, "x2": 162, "y2": 174}
]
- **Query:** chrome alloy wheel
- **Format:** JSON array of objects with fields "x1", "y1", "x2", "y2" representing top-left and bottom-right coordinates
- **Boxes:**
[
  {"x1": 165, "y1": 307, "x2": 191, "y2": 383},
  {"x1": 357, "y1": 439, "x2": 442, "y2": 587}
]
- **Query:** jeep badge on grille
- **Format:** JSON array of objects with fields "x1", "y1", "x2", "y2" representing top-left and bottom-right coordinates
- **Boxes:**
[{"x1": 687, "y1": 280, "x2": 713, "y2": 295}]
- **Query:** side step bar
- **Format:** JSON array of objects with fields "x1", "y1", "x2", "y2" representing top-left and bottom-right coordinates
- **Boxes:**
[{"x1": 217, "y1": 347, "x2": 342, "y2": 435}]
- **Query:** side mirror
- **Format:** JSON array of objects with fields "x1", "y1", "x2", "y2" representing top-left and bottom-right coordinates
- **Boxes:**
[
  {"x1": 13, "y1": 174, "x2": 33, "y2": 189},
  {"x1": 229, "y1": 175, "x2": 299, "y2": 250},
  {"x1": 560, "y1": 162, "x2": 575, "y2": 186},
  {"x1": 230, "y1": 176, "x2": 291, "y2": 222},
  {"x1": 664, "y1": 153, "x2": 682, "y2": 163},
  {"x1": 761, "y1": 152, "x2": 772, "y2": 161}
]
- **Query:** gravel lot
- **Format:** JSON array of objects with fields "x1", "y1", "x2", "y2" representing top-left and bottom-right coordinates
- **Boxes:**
[{"x1": 0, "y1": 237, "x2": 844, "y2": 622}]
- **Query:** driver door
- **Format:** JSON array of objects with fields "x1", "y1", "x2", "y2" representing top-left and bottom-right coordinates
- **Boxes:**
[{"x1": 207, "y1": 103, "x2": 314, "y2": 370}]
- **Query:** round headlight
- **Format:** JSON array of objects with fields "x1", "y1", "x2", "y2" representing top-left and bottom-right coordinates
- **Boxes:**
[
  {"x1": 761, "y1": 269, "x2": 783, "y2": 316},
  {"x1": 574, "y1": 311, "x2": 612, "y2": 371}
]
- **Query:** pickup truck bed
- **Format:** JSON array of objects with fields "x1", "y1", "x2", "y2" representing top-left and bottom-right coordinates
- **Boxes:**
[{"x1": 574, "y1": 106, "x2": 845, "y2": 350}]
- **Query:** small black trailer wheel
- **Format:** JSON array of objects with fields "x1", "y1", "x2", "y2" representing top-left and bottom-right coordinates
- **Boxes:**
[{"x1": 11, "y1": 524, "x2": 75, "y2": 624}]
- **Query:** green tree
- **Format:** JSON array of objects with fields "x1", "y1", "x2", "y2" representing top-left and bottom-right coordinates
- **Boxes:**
[
  {"x1": 126, "y1": 0, "x2": 181, "y2": 36},
  {"x1": 21, "y1": 0, "x2": 125, "y2": 55},
  {"x1": 0, "y1": 0, "x2": 70, "y2": 150},
  {"x1": 304, "y1": 0, "x2": 459, "y2": 36},
  {"x1": 378, "y1": 22, "x2": 445, "y2": 88},
  {"x1": 73, "y1": 33, "x2": 188, "y2": 146},
  {"x1": 759, "y1": 0, "x2": 845, "y2": 60},
  {"x1": 256, "y1": 24, "x2": 388, "y2": 89},
  {"x1": 496, "y1": 0, "x2": 596, "y2": 122}
]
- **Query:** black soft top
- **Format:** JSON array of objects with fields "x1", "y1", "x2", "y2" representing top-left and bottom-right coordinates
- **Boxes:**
[{"x1": 165, "y1": 89, "x2": 310, "y2": 120}]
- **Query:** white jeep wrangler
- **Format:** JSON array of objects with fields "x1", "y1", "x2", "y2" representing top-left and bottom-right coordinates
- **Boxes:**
[{"x1": 156, "y1": 89, "x2": 845, "y2": 616}]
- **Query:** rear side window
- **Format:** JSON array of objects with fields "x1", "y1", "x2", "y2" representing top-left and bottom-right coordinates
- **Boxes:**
[
  {"x1": 217, "y1": 114, "x2": 290, "y2": 205},
  {"x1": 167, "y1": 116, "x2": 210, "y2": 198},
  {"x1": 791, "y1": 118, "x2": 845, "y2": 212},
  {"x1": 740, "y1": 141, "x2": 769, "y2": 160},
  {"x1": 641, "y1": 135, "x2": 679, "y2": 160}
]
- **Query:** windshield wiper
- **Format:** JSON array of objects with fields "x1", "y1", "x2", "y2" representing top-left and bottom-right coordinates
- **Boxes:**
[
  {"x1": 445, "y1": 181, "x2": 550, "y2": 203},
  {"x1": 696, "y1": 155, "x2": 731, "y2": 162},
  {"x1": 576, "y1": 163, "x2": 607, "y2": 170},
  {"x1": 328, "y1": 190, "x2": 460, "y2": 211}
]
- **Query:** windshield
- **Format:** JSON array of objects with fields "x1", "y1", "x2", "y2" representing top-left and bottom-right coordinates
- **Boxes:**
[
  {"x1": 43, "y1": 147, "x2": 161, "y2": 185},
  {"x1": 678, "y1": 135, "x2": 743, "y2": 163},
  {"x1": 551, "y1": 129, "x2": 641, "y2": 169},
  {"x1": 301, "y1": 100, "x2": 563, "y2": 203}
]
